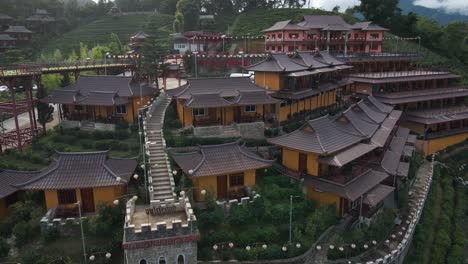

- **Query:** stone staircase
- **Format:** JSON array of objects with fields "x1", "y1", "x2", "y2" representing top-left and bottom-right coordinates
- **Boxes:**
[
  {"x1": 143, "y1": 93, "x2": 176, "y2": 202},
  {"x1": 222, "y1": 125, "x2": 240, "y2": 137}
]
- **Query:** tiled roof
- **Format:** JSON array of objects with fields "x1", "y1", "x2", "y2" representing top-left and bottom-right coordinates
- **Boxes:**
[
  {"x1": 0, "y1": 34, "x2": 15, "y2": 41},
  {"x1": 78, "y1": 91, "x2": 128, "y2": 106},
  {"x1": 318, "y1": 143, "x2": 378, "y2": 167},
  {"x1": 4, "y1": 25, "x2": 32, "y2": 34},
  {"x1": 268, "y1": 115, "x2": 364, "y2": 155},
  {"x1": 247, "y1": 53, "x2": 308, "y2": 72},
  {"x1": 263, "y1": 20, "x2": 308, "y2": 32},
  {"x1": 314, "y1": 51, "x2": 346, "y2": 66},
  {"x1": 352, "y1": 22, "x2": 389, "y2": 31},
  {"x1": 231, "y1": 90, "x2": 279, "y2": 105},
  {"x1": 404, "y1": 106, "x2": 468, "y2": 125},
  {"x1": 304, "y1": 169, "x2": 389, "y2": 201},
  {"x1": 375, "y1": 87, "x2": 468, "y2": 105},
  {"x1": 298, "y1": 15, "x2": 352, "y2": 29},
  {"x1": 166, "y1": 77, "x2": 265, "y2": 99},
  {"x1": 15, "y1": 151, "x2": 137, "y2": 190},
  {"x1": 348, "y1": 71, "x2": 460, "y2": 84},
  {"x1": 170, "y1": 141, "x2": 273, "y2": 177},
  {"x1": 41, "y1": 76, "x2": 155, "y2": 105},
  {"x1": 0, "y1": 170, "x2": 42, "y2": 199},
  {"x1": 131, "y1": 31, "x2": 149, "y2": 39},
  {"x1": 184, "y1": 93, "x2": 233, "y2": 108},
  {"x1": 292, "y1": 52, "x2": 330, "y2": 68},
  {"x1": 363, "y1": 184, "x2": 394, "y2": 207},
  {"x1": 397, "y1": 162, "x2": 410, "y2": 177},
  {"x1": 269, "y1": 96, "x2": 400, "y2": 154},
  {"x1": 366, "y1": 96, "x2": 393, "y2": 113},
  {"x1": 322, "y1": 24, "x2": 351, "y2": 31},
  {"x1": 0, "y1": 14, "x2": 13, "y2": 20},
  {"x1": 273, "y1": 89, "x2": 320, "y2": 100}
]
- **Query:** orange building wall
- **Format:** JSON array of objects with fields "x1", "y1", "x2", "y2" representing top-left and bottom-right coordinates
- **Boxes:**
[
  {"x1": 307, "y1": 153, "x2": 319, "y2": 176},
  {"x1": 193, "y1": 176, "x2": 218, "y2": 201},
  {"x1": 282, "y1": 147, "x2": 299, "y2": 171},
  {"x1": 306, "y1": 186, "x2": 341, "y2": 215},
  {"x1": 422, "y1": 132, "x2": 468, "y2": 156},
  {"x1": 254, "y1": 72, "x2": 282, "y2": 90}
]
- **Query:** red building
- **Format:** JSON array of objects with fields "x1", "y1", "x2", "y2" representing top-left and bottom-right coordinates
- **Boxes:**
[{"x1": 263, "y1": 15, "x2": 387, "y2": 54}]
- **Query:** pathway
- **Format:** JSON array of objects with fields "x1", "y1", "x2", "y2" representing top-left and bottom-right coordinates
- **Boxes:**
[{"x1": 144, "y1": 79, "x2": 182, "y2": 202}]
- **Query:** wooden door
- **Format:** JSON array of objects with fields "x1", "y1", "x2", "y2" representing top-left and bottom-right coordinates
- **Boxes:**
[
  {"x1": 217, "y1": 175, "x2": 228, "y2": 199},
  {"x1": 80, "y1": 188, "x2": 95, "y2": 213},
  {"x1": 298, "y1": 153, "x2": 307, "y2": 174}
]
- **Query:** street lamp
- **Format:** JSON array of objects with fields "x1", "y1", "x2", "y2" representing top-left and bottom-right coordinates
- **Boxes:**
[
  {"x1": 113, "y1": 194, "x2": 138, "y2": 206},
  {"x1": 104, "y1": 52, "x2": 111, "y2": 75},
  {"x1": 221, "y1": 35, "x2": 226, "y2": 53},
  {"x1": 193, "y1": 51, "x2": 198, "y2": 79},
  {"x1": 289, "y1": 195, "x2": 301, "y2": 244},
  {"x1": 74, "y1": 201, "x2": 87, "y2": 264},
  {"x1": 238, "y1": 51, "x2": 244, "y2": 74}
]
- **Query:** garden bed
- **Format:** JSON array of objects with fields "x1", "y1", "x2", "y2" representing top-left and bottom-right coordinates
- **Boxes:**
[
  {"x1": 0, "y1": 126, "x2": 141, "y2": 171},
  {"x1": 196, "y1": 170, "x2": 337, "y2": 261}
]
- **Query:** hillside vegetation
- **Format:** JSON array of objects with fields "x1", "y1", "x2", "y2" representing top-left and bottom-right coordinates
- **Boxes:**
[
  {"x1": 231, "y1": 8, "x2": 356, "y2": 35},
  {"x1": 42, "y1": 14, "x2": 173, "y2": 55}
]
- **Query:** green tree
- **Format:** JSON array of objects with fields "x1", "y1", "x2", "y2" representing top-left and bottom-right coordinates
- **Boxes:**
[{"x1": 359, "y1": 0, "x2": 401, "y2": 28}]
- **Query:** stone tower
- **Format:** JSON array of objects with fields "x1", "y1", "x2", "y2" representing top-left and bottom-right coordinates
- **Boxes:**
[{"x1": 123, "y1": 197, "x2": 198, "y2": 264}]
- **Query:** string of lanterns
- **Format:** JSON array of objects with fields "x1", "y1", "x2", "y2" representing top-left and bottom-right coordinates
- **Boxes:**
[
  {"x1": 190, "y1": 35, "x2": 420, "y2": 41},
  {"x1": 312, "y1": 154, "x2": 435, "y2": 263}
]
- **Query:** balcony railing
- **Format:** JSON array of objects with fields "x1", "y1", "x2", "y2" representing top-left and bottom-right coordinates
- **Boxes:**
[
  {"x1": 235, "y1": 113, "x2": 263, "y2": 123},
  {"x1": 424, "y1": 126, "x2": 468, "y2": 140}
]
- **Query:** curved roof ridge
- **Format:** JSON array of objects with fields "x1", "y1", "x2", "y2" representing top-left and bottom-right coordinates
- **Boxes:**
[
  {"x1": 191, "y1": 147, "x2": 206, "y2": 174},
  {"x1": 271, "y1": 54, "x2": 286, "y2": 71},
  {"x1": 55, "y1": 150, "x2": 110, "y2": 155},
  {"x1": 200, "y1": 141, "x2": 239, "y2": 149},
  {"x1": 247, "y1": 54, "x2": 273, "y2": 69},
  {"x1": 12, "y1": 160, "x2": 60, "y2": 187},
  {"x1": 237, "y1": 144, "x2": 274, "y2": 163},
  {"x1": 173, "y1": 82, "x2": 191, "y2": 97},
  {"x1": 103, "y1": 162, "x2": 128, "y2": 183}
]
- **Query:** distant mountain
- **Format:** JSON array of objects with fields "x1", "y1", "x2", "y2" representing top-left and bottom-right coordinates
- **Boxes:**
[{"x1": 399, "y1": 0, "x2": 468, "y2": 25}]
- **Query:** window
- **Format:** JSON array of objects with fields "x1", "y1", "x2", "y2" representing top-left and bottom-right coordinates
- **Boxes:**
[
  {"x1": 116, "y1": 105, "x2": 127, "y2": 114},
  {"x1": 288, "y1": 46, "x2": 295, "y2": 52},
  {"x1": 57, "y1": 190, "x2": 77, "y2": 204},
  {"x1": 277, "y1": 46, "x2": 282, "y2": 51},
  {"x1": 244, "y1": 105, "x2": 256, "y2": 112},
  {"x1": 158, "y1": 257, "x2": 166, "y2": 264},
  {"x1": 75, "y1": 105, "x2": 83, "y2": 111},
  {"x1": 193, "y1": 108, "x2": 206, "y2": 116},
  {"x1": 177, "y1": 255, "x2": 185, "y2": 264},
  {"x1": 289, "y1": 33, "x2": 298, "y2": 39},
  {"x1": 370, "y1": 33, "x2": 379, "y2": 39},
  {"x1": 307, "y1": 33, "x2": 316, "y2": 39},
  {"x1": 371, "y1": 44, "x2": 378, "y2": 50},
  {"x1": 139, "y1": 260, "x2": 147, "y2": 264},
  {"x1": 271, "y1": 34, "x2": 276, "y2": 39},
  {"x1": 278, "y1": 34, "x2": 282, "y2": 39},
  {"x1": 229, "y1": 173, "x2": 244, "y2": 187}
]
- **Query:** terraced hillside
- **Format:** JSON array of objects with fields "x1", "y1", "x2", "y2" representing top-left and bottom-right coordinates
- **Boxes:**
[{"x1": 42, "y1": 14, "x2": 173, "y2": 54}]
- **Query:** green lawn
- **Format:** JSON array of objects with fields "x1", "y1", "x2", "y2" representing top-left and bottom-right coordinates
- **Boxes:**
[
  {"x1": 0, "y1": 127, "x2": 141, "y2": 171},
  {"x1": 196, "y1": 171, "x2": 336, "y2": 261},
  {"x1": 42, "y1": 14, "x2": 173, "y2": 55}
]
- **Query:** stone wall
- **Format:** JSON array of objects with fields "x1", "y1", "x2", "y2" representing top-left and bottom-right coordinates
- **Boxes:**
[
  {"x1": 124, "y1": 241, "x2": 198, "y2": 264},
  {"x1": 60, "y1": 120, "x2": 116, "y2": 131},
  {"x1": 235, "y1": 122, "x2": 265, "y2": 139},
  {"x1": 193, "y1": 125, "x2": 224, "y2": 137}
]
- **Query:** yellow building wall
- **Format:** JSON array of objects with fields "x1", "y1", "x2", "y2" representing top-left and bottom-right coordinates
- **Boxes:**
[
  {"x1": 44, "y1": 186, "x2": 124, "y2": 211},
  {"x1": 279, "y1": 104, "x2": 291, "y2": 122},
  {"x1": 225, "y1": 106, "x2": 234, "y2": 124},
  {"x1": 176, "y1": 99, "x2": 185, "y2": 125},
  {"x1": 306, "y1": 186, "x2": 341, "y2": 215},
  {"x1": 93, "y1": 186, "x2": 125, "y2": 207},
  {"x1": 45, "y1": 190, "x2": 60, "y2": 209},
  {"x1": 423, "y1": 132, "x2": 468, "y2": 156},
  {"x1": 182, "y1": 107, "x2": 193, "y2": 127},
  {"x1": 311, "y1": 96, "x2": 318, "y2": 109},
  {"x1": 243, "y1": 170, "x2": 256, "y2": 187},
  {"x1": 282, "y1": 147, "x2": 299, "y2": 171},
  {"x1": 307, "y1": 153, "x2": 319, "y2": 176},
  {"x1": 254, "y1": 72, "x2": 281, "y2": 90},
  {"x1": 0, "y1": 199, "x2": 8, "y2": 218},
  {"x1": 193, "y1": 176, "x2": 218, "y2": 201}
]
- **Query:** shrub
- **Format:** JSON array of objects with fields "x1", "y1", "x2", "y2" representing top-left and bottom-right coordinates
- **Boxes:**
[
  {"x1": 41, "y1": 228, "x2": 60, "y2": 243},
  {"x1": 13, "y1": 221, "x2": 33, "y2": 246},
  {"x1": 116, "y1": 120, "x2": 129, "y2": 130},
  {"x1": 0, "y1": 237, "x2": 9, "y2": 258},
  {"x1": 92, "y1": 203, "x2": 124, "y2": 236},
  {"x1": 94, "y1": 141, "x2": 109, "y2": 150},
  {"x1": 114, "y1": 130, "x2": 130, "y2": 140},
  {"x1": 80, "y1": 140, "x2": 94, "y2": 149}
]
